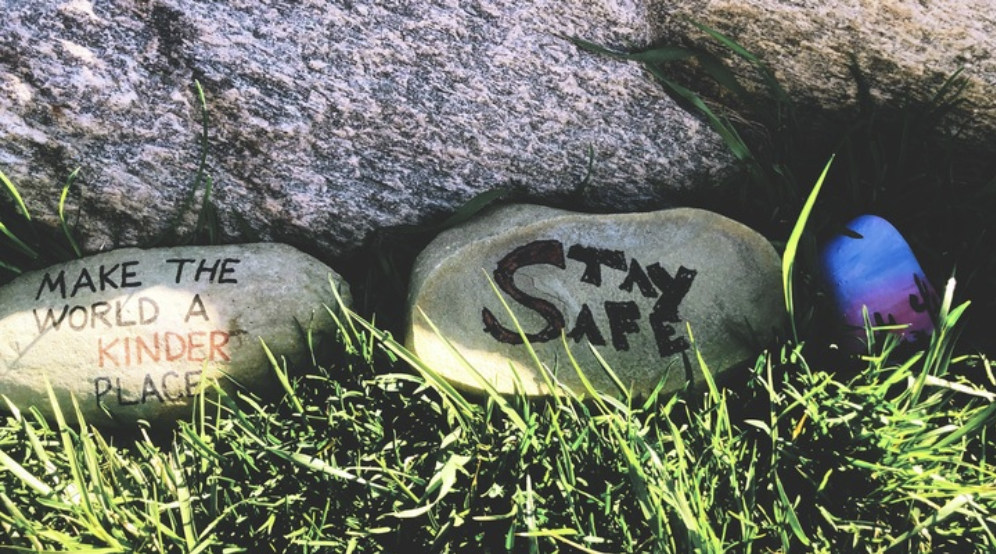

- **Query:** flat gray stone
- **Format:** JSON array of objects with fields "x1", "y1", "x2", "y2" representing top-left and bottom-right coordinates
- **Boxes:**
[
  {"x1": 0, "y1": 0, "x2": 733, "y2": 258},
  {"x1": 406, "y1": 204, "x2": 782, "y2": 398},
  {"x1": 0, "y1": 243, "x2": 348, "y2": 426}
]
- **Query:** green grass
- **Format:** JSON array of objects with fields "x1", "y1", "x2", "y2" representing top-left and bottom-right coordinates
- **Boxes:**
[
  {"x1": 1, "y1": 278, "x2": 994, "y2": 552},
  {"x1": 2, "y1": 25, "x2": 996, "y2": 554}
]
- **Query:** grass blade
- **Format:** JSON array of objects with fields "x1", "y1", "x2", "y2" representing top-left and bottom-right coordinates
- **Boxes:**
[
  {"x1": 0, "y1": 220, "x2": 39, "y2": 259},
  {"x1": 417, "y1": 306, "x2": 529, "y2": 433},
  {"x1": 0, "y1": 168, "x2": 32, "y2": 222},
  {"x1": 260, "y1": 339, "x2": 304, "y2": 414},
  {"x1": 886, "y1": 494, "x2": 973, "y2": 551},
  {"x1": 59, "y1": 167, "x2": 82, "y2": 257},
  {"x1": 0, "y1": 258, "x2": 22, "y2": 274},
  {"x1": 783, "y1": 155, "x2": 834, "y2": 341},
  {"x1": 0, "y1": 449, "x2": 54, "y2": 497}
]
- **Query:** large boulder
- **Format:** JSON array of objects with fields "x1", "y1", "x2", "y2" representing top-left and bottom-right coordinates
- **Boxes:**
[
  {"x1": 0, "y1": 0, "x2": 733, "y2": 258},
  {"x1": 650, "y1": 0, "x2": 996, "y2": 142}
]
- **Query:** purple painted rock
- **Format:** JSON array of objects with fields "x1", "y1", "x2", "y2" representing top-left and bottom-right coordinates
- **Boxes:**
[
  {"x1": 0, "y1": 244, "x2": 349, "y2": 427},
  {"x1": 819, "y1": 215, "x2": 937, "y2": 351}
]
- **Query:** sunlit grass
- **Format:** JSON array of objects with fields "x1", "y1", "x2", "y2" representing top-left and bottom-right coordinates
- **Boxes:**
[{"x1": 2, "y1": 271, "x2": 993, "y2": 552}]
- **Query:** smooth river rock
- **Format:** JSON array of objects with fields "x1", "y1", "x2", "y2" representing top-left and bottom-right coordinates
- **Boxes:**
[
  {"x1": 819, "y1": 215, "x2": 937, "y2": 351},
  {"x1": 0, "y1": 243, "x2": 348, "y2": 426},
  {"x1": 406, "y1": 204, "x2": 782, "y2": 398}
]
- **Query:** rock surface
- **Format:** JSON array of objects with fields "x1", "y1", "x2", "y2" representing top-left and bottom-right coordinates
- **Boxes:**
[
  {"x1": 0, "y1": 0, "x2": 733, "y2": 258},
  {"x1": 820, "y1": 215, "x2": 937, "y2": 352},
  {"x1": 650, "y1": 0, "x2": 996, "y2": 142},
  {"x1": 406, "y1": 204, "x2": 782, "y2": 398},
  {"x1": 0, "y1": 243, "x2": 348, "y2": 426}
]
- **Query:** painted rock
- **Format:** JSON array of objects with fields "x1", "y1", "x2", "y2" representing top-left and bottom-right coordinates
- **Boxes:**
[
  {"x1": 406, "y1": 204, "x2": 783, "y2": 398},
  {"x1": 819, "y1": 215, "x2": 937, "y2": 351},
  {"x1": 0, "y1": 244, "x2": 349, "y2": 426}
]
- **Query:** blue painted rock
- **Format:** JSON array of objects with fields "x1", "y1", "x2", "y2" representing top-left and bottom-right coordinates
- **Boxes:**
[
  {"x1": 819, "y1": 215, "x2": 937, "y2": 351},
  {"x1": 406, "y1": 204, "x2": 783, "y2": 399},
  {"x1": 0, "y1": 244, "x2": 349, "y2": 427}
]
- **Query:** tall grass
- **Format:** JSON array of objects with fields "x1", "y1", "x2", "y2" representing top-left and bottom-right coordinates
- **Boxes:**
[{"x1": 2, "y1": 268, "x2": 993, "y2": 552}]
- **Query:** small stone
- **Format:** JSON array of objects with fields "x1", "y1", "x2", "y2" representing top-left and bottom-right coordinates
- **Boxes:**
[
  {"x1": 819, "y1": 215, "x2": 937, "y2": 351},
  {"x1": 0, "y1": 243, "x2": 349, "y2": 426},
  {"x1": 406, "y1": 204, "x2": 783, "y2": 398}
]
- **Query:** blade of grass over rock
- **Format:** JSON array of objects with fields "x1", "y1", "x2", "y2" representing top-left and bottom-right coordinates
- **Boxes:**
[
  {"x1": 562, "y1": 340, "x2": 611, "y2": 415},
  {"x1": 436, "y1": 188, "x2": 510, "y2": 229},
  {"x1": 784, "y1": 155, "x2": 834, "y2": 342},
  {"x1": 689, "y1": 20, "x2": 792, "y2": 105},
  {"x1": 648, "y1": 62, "x2": 750, "y2": 162},
  {"x1": 484, "y1": 271, "x2": 563, "y2": 398},
  {"x1": 416, "y1": 306, "x2": 528, "y2": 433},
  {"x1": 694, "y1": 49, "x2": 751, "y2": 99},
  {"x1": 689, "y1": 20, "x2": 763, "y2": 66},
  {"x1": 59, "y1": 167, "x2": 82, "y2": 257},
  {"x1": 563, "y1": 32, "x2": 746, "y2": 99},
  {"x1": 584, "y1": 341, "x2": 633, "y2": 402},
  {"x1": 0, "y1": 168, "x2": 32, "y2": 222},
  {"x1": 561, "y1": 36, "x2": 696, "y2": 64},
  {"x1": 685, "y1": 323, "x2": 719, "y2": 401},
  {"x1": 349, "y1": 309, "x2": 477, "y2": 430},
  {"x1": 0, "y1": 219, "x2": 38, "y2": 259},
  {"x1": 192, "y1": 80, "x2": 209, "y2": 207},
  {"x1": 260, "y1": 339, "x2": 304, "y2": 414},
  {"x1": 924, "y1": 67, "x2": 969, "y2": 117},
  {"x1": 153, "y1": 79, "x2": 214, "y2": 246},
  {"x1": 565, "y1": 32, "x2": 779, "y2": 191},
  {"x1": 326, "y1": 274, "x2": 362, "y2": 355},
  {"x1": 0, "y1": 258, "x2": 22, "y2": 274},
  {"x1": 194, "y1": 175, "x2": 220, "y2": 245}
]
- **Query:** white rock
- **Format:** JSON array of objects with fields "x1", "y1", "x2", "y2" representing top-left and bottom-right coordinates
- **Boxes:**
[
  {"x1": 407, "y1": 204, "x2": 782, "y2": 398},
  {"x1": 0, "y1": 243, "x2": 348, "y2": 426}
]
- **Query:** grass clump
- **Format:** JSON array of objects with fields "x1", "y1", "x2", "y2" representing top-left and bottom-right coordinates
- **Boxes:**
[{"x1": 2, "y1": 290, "x2": 994, "y2": 552}]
